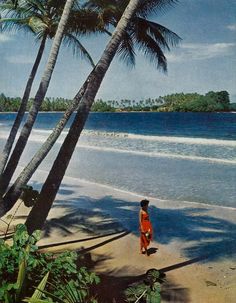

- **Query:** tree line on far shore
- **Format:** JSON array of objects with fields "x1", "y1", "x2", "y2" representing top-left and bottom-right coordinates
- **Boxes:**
[{"x1": 1, "y1": 90, "x2": 235, "y2": 112}]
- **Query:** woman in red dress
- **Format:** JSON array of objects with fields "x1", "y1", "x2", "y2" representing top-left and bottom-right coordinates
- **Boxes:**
[{"x1": 139, "y1": 199, "x2": 153, "y2": 255}]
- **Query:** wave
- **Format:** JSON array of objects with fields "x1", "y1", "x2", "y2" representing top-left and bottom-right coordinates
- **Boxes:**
[
  {"x1": 0, "y1": 130, "x2": 236, "y2": 165},
  {"x1": 1, "y1": 128, "x2": 235, "y2": 147},
  {"x1": 76, "y1": 144, "x2": 236, "y2": 164},
  {"x1": 15, "y1": 129, "x2": 236, "y2": 147},
  {"x1": 1, "y1": 129, "x2": 235, "y2": 164}
]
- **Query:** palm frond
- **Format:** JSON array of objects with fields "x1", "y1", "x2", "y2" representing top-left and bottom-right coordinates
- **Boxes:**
[
  {"x1": 0, "y1": 15, "x2": 46, "y2": 35},
  {"x1": 134, "y1": 17, "x2": 181, "y2": 49},
  {"x1": 0, "y1": 2, "x2": 32, "y2": 18},
  {"x1": 82, "y1": 0, "x2": 119, "y2": 27},
  {"x1": 63, "y1": 33, "x2": 95, "y2": 67},
  {"x1": 137, "y1": 0, "x2": 179, "y2": 18},
  {"x1": 67, "y1": 8, "x2": 111, "y2": 35},
  {"x1": 0, "y1": 17, "x2": 33, "y2": 34},
  {"x1": 25, "y1": 0, "x2": 47, "y2": 15},
  {"x1": 117, "y1": 31, "x2": 136, "y2": 67},
  {"x1": 135, "y1": 27, "x2": 168, "y2": 72}
]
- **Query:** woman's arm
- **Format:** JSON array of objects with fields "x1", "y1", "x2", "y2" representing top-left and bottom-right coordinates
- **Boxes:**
[{"x1": 139, "y1": 210, "x2": 144, "y2": 232}]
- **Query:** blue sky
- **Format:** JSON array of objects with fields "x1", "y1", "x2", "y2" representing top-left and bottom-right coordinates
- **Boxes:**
[{"x1": 0, "y1": 0, "x2": 236, "y2": 102}]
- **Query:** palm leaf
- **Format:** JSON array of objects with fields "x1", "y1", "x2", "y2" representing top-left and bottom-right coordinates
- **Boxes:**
[
  {"x1": 137, "y1": 0, "x2": 179, "y2": 18},
  {"x1": 30, "y1": 272, "x2": 50, "y2": 300},
  {"x1": 133, "y1": 17, "x2": 181, "y2": 49},
  {"x1": 117, "y1": 30, "x2": 136, "y2": 67},
  {"x1": 15, "y1": 258, "x2": 27, "y2": 302},
  {"x1": 67, "y1": 8, "x2": 109, "y2": 35},
  {"x1": 23, "y1": 299, "x2": 52, "y2": 303},
  {"x1": 135, "y1": 24, "x2": 167, "y2": 71},
  {"x1": 24, "y1": 0, "x2": 47, "y2": 15},
  {"x1": 63, "y1": 33, "x2": 95, "y2": 67}
]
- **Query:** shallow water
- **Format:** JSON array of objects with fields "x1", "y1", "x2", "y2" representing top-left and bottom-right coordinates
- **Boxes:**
[{"x1": 0, "y1": 112, "x2": 235, "y2": 207}]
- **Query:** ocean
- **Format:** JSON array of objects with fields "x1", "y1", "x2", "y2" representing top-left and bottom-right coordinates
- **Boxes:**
[{"x1": 0, "y1": 112, "x2": 236, "y2": 207}]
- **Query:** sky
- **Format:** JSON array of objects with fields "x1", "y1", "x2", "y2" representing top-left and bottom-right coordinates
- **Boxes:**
[{"x1": 0, "y1": 0, "x2": 236, "y2": 102}]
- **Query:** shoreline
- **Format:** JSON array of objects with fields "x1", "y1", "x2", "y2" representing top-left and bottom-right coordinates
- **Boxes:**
[
  {"x1": 40, "y1": 169, "x2": 236, "y2": 211},
  {"x1": 16, "y1": 166, "x2": 236, "y2": 211},
  {"x1": 1, "y1": 110, "x2": 236, "y2": 114}
]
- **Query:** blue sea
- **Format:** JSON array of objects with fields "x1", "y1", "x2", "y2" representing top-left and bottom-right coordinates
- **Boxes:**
[{"x1": 0, "y1": 112, "x2": 236, "y2": 207}]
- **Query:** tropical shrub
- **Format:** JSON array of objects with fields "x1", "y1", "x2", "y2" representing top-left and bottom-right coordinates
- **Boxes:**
[
  {"x1": 0, "y1": 224, "x2": 100, "y2": 303},
  {"x1": 125, "y1": 269, "x2": 162, "y2": 303}
]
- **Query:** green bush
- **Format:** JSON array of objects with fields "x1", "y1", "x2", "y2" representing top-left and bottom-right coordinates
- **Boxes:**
[
  {"x1": 125, "y1": 269, "x2": 162, "y2": 303},
  {"x1": 0, "y1": 224, "x2": 100, "y2": 303}
]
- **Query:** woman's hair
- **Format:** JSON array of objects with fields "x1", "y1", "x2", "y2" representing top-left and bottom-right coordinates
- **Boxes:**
[{"x1": 140, "y1": 199, "x2": 149, "y2": 207}]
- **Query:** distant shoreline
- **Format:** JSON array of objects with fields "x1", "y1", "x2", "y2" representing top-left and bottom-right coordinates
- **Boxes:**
[{"x1": 1, "y1": 111, "x2": 236, "y2": 114}]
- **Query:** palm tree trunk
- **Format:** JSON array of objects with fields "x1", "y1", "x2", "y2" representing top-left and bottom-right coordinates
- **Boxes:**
[
  {"x1": 0, "y1": 79, "x2": 89, "y2": 215},
  {"x1": 0, "y1": 0, "x2": 75, "y2": 196},
  {"x1": 0, "y1": 33, "x2": 47, "y2": 176},
  {"x1": 25, "y1": 0, "x2": 141, "y2": 234}
]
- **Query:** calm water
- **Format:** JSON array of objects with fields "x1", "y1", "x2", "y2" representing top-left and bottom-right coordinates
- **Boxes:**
[{"x1": 0, "y1": 112, "x2": 236, "y2": 207}]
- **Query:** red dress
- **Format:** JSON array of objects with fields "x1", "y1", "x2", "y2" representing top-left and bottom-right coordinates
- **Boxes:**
[{"x1": 140, "y1": 211, "x2": 153, "y2": 251}]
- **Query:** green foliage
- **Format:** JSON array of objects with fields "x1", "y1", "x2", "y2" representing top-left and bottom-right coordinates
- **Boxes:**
[
  {"x1": 24, "y1": 275, "x2": 99, "y2": 303},
  {"x1": 0, "y1": 93, "x2": 21, "y2": 112},
  {"x1": 125, "y1": 269, "x2": 161, "y2": 303},
  {"x1": 91, "y1": 99, "x2": 115, "y2": 112},
  {"x1": 0, "y1": 224, "x2": 41, "y2": 302},
  {"x1": 0, "y1": 95, "x2": 71, "y2": 112},
  {"x1": 0, "y1": 91, "x2": 231, "y2": 112},
  {"x1": 158, "y1": 91, "x2": 231, "y2": 112},
  {"x1": 0, "y1": 224, "x2": 100, "y2": 303}
]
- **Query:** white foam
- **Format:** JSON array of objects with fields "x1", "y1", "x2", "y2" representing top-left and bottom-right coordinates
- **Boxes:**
[
  {"x1": 0, "y1": 129, "x2": 235, "y2": 164},
  {"x1": 34, "y1": 129, "x2": 236, "y2": 147},
  {"x1": 85, "y1": 131, "x2": 236, "y2": 147},
  {"x1": 1, "y1": 128, "x2": 235, "y2": 147},
  {"x1": 76, "y1": 144, "x2": 236, "y2": 164},
  {"x1": 127, "y1": 133, "x2": 236, "y2": 147}
]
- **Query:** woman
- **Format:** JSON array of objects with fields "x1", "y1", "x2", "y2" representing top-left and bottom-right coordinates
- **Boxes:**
[{"x1": 139, "y1": 199, "x2": 153, "y2": 255}]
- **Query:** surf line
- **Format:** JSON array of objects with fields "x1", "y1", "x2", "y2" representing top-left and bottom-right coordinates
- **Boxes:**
[{"x1": 76, "y1": 144, "x2": 236, "y2": 165}]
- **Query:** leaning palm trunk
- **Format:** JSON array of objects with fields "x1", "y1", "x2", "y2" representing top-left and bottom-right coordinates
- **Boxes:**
[
  {"x1": 0, "y1": 33, "x2": 47, "y2": 176},
  {"x1": 0, "y1": 80, "x2": 90, "y2": 217},
  {"x1": 25, "y1": 0, "x2": 141, "y2": 233},
  {"x1": 0, "y1": 0, "x2": 75, "y2": 196}
]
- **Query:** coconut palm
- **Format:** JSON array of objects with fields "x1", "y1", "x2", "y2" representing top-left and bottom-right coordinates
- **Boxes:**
[
  {"x1": 0, "y1": 0, "x2": 76, "y2": 214},
  {"x1": 0, "y1": 0, "x2": 180, "y2": 219},
  {"x1": 24, "y1": 0, "x2": 181, "y2": 233},
  {"x1": 0, "y1": 0, "x2": 99, "y2": 192},
  {"x1": 84, "y1": 0, "x2": 180, "y2": 69}
]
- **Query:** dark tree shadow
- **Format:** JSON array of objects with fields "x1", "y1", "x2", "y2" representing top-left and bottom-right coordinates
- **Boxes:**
[
  {"x1": 11, "y1": 187, "x2": 234, "y2": 302},
  {"x1": 49, "y1": 194, "x2": 236, "y2": 261},
  {"x1": 13, "y1": 185, "x2": 236, "y2": 262},
  {"x1": 77, "y1": 252, "x2": 190, "y2": 303},
  {"x1": 42, "y1": 206, "x2": 125, "y2": 239}
]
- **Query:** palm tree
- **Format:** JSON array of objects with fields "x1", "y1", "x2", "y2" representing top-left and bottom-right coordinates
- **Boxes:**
[
  {"x1": 0, "y1": 0, "x2": 49, "y2": 175},
  {"x1": 0, "y1": 0, "x2": 180, "y2": 218},
  {"x1": 25, "y1": 0, "x2": 181, "y2": 233},
  {"x1": 0, "y1": 0, "x2": 76, "y2": 210},
  {"x1": 0, "y1": 0, "x2": 97, "y2": 192}
]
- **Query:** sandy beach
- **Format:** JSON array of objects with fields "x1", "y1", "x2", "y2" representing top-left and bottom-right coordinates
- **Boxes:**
[{"x1": 1, "y1": 168, "x2": 235, "y2": 303}]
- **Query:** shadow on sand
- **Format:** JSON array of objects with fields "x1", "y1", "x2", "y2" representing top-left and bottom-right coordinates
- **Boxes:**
[
  {"x1": 42, "y1": 194, "x2": 236, "y2": 261},
  {"x1": 78, "y1": 251, "x2": 191, "y2": 303},
  {"x1": 12, "y1": 190, "x2": 236, "y2": 302}
]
